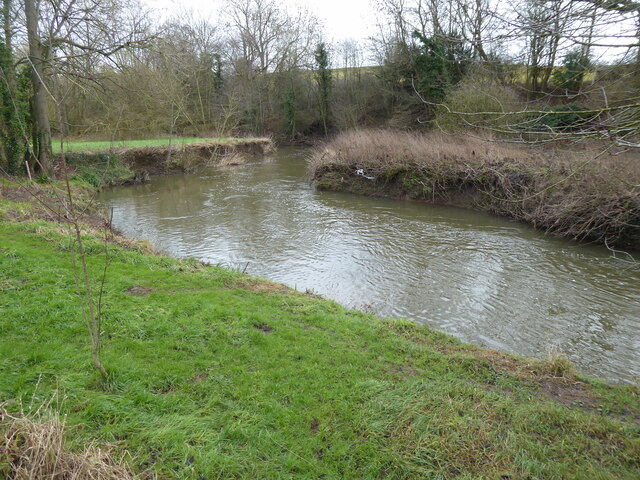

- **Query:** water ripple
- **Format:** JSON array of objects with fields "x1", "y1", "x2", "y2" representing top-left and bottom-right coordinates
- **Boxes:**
[{"x1": 100, "y1": 148, "x2": 640, "y2": 384}]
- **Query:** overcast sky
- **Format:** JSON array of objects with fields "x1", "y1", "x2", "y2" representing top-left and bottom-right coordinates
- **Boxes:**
[
  {"x1": 143, "y1": 0, "x2": 633, "y2": 64},
  {"x1": 145, "y1": 0, "x2": 378, "y2": 43}
]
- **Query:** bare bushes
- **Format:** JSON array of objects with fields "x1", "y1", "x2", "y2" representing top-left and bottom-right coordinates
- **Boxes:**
[
  {"x1": 1, "y1": 406, "x2": 135, "y2": 480},
  {"x1": 310, "y1": 130, "x2": 640, "y2": 248}
]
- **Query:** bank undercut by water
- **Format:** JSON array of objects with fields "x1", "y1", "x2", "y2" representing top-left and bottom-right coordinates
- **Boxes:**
[
  {"x1": 57, "y1": 138, "x2": 274, "y2": 187},
  {"x1": 309, "y1": 130, "x2": 640, "y2": 249}
]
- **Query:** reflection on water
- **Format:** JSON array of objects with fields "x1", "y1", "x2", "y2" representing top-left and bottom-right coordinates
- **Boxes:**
[{"x1": 99, "y1": 148, "x2": 640, "y2": 384}]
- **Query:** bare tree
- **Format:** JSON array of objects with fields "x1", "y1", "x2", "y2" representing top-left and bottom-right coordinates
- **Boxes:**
[
  {"x1": 25, "y1": 0, "x2": 53, "y2": 175},
  {"x1": 18, "y1": 0, "x2": 153, "y2": 176},
  {"x1": 224, "y1": 0, "x2": 321, "y2": 133}
]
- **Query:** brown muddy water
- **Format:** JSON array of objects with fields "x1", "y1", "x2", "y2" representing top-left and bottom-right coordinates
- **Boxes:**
[{"x1": 99, "y1": 148, "x2": 640, "y2": 384}]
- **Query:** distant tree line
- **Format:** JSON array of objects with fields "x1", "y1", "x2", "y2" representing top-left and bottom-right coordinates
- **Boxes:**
[{"x1": 1, "y1": 0, "x2": 639, "y2": 176}]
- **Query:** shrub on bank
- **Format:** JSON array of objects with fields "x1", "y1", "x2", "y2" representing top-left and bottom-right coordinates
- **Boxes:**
[
  {"x1": 533, "y1": 103, "x2": 589, "y2": 130},
  {"x1": 434, "y1": 79, "x2": 523, "y2": 132}
]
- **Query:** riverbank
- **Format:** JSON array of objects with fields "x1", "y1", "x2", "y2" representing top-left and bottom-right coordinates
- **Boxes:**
[
  {"x1": 310, "y1": 130, "x2": 640, "y2": 250},
  {"x1": 55, "y1": 137, "x2": 274, "y2": 187},
  {"x1": 1, "y1": 180, "x2": 639, "y2": 478}
]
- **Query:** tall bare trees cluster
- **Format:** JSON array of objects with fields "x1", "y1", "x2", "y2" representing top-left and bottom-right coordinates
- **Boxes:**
[
  {"x1": 223, "y1": 0, "x2": 321, "y2": 134},
  {"x1": 1, "y1": 0, "x2": 638, "y2": 176},
  {"x1": 374, "y1": 0, "x2": 638, "y2": 77},
  {"x1": 369, "y1": 0, "x2": 640, "y2": 146},
  {"x1": 0, "y1": 0, "x2": 151, "y2": 176},
  {"x1": 35, "y1": 0, "x2": 335, "y2": 143}
]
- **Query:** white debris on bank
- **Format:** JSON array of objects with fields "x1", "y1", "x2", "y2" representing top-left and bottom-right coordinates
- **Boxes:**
[{"x1": 355, "y1": 169, "x2": 375, "y2": 180}]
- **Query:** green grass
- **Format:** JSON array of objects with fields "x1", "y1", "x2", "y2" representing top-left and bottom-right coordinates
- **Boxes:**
[
  {"x1": 64, "y1": 152, "x2": 136, "y2": 187},
  {"x1": 0, "y1": 218, "x2": 638, "y2": 479},
  {"x1": 52, "y1": 137, "x2": 263, "y2": 154}
]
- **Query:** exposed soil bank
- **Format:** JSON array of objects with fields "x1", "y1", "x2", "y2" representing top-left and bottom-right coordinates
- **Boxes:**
[
  {"x1": 310, "y1": 130, "x2": 640, "y2": 250},
  {"x1": 119, "y1": 138, "x2": 274, "y2": 175},
  {"x1": 57, "y1": 138, "x2": 274, "y2": 186}
]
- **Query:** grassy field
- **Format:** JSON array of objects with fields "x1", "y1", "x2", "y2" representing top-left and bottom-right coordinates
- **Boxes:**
[
  {"x1": 52, "y1": 137, "x2": 264, "y2": 154},
  {"x1": 0, "y1": 187, "x2": 639, "y2": 479}
]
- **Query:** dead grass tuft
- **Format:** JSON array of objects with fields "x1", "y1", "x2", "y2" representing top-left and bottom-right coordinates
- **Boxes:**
[
  {"x1": 232, "y1": 278, "x2": 292, "y2": 294},
  {"x1": 0, "y1": 406, "x2": 136, "y2": 480},
  {"x1": 539, "y1": 345, "x2": 575, "y2": 378}
]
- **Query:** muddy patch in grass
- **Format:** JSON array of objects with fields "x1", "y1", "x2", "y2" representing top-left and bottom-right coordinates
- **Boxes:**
[
  {"x1": 189, "y1": 373, "x2": 209, "y2": 383},
  {"x1": 125, "y1": 285, "x2": 156, "y2": 297},
  {"x1": 253, "y1": 323, "x2": 273, "y2": 334},
  {"x1": 538, "y1": 378, "x2": 602, "y2": 411},
  {"x1": 310, "y1": 418, "x2": 320, "y2": 434},
  {"x1": 233, "y1": 278, "x2": 291, "y2": 295},
  {"x1": 388, "y1": 364, "x2": 420, "y2": 377}
]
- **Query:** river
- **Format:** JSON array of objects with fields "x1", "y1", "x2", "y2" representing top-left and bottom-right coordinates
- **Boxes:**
[{"x1": 99, "y1": 148, "x2": 640, "y2": 384}]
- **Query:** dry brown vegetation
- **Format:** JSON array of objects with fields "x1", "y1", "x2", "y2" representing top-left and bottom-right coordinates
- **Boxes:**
[
  {"x1": 0, "y1": 406, "x2": 135, "y2": 479},
  {"x1": 216, "y1": 152, "x2": 248, "y2": 166},
  {"x1": 120, "y1": 139, "x2": 273, "y2": 174},
  {"x1": 310, "y1": 130, "x2": 640, "y2": 249}
]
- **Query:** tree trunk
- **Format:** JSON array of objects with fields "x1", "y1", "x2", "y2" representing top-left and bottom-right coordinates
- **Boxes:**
[
  {"x1": 25, "y1": 0, "x2": 53, "y2": 177},
  {"x1": 636, "y1": 11, "x2": 640, "y2": 75},
  {"x1": 2, "y1": 0, "x2": 10, "y2": 46},
  {"x1": 473, "y1": 0, "x2": 490, "y2": 62},
  {"x1": 0, "y1": 0, "x2": 24, "y2": 174}
]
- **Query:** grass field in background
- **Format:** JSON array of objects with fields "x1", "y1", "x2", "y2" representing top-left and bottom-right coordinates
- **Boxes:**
[{"x1": 52, "y1": 137, "x2": 261, "y2": 154}]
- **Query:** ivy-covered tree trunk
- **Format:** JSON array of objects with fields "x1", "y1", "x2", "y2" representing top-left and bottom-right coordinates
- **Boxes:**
[
  {"x1": 25, "y1": 0, "x2": 53, "y2": 177},
  {"x1": 636, "y1": 10, "x2": 640, "y2": 75},
  {"x1": 314, "y1": 42, "x2": 332, "y2": 136},
  {"x1": 283, "y1": 85, "x2": 296, "y2": 140},
  {"x1": 0, "y1": 0, "x2": 26, "y2": 175}
]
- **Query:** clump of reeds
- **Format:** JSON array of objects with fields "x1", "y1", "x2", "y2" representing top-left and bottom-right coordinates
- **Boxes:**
[
  {"x1": 309, "y1": 130, "x2": 640, "y2": 249},
  {"x1": 1, "y1": 405, "x2": 136, "y2": 480},
  {"x1": 539, "y1": 345, "x2": 575, "y2": 378}
]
